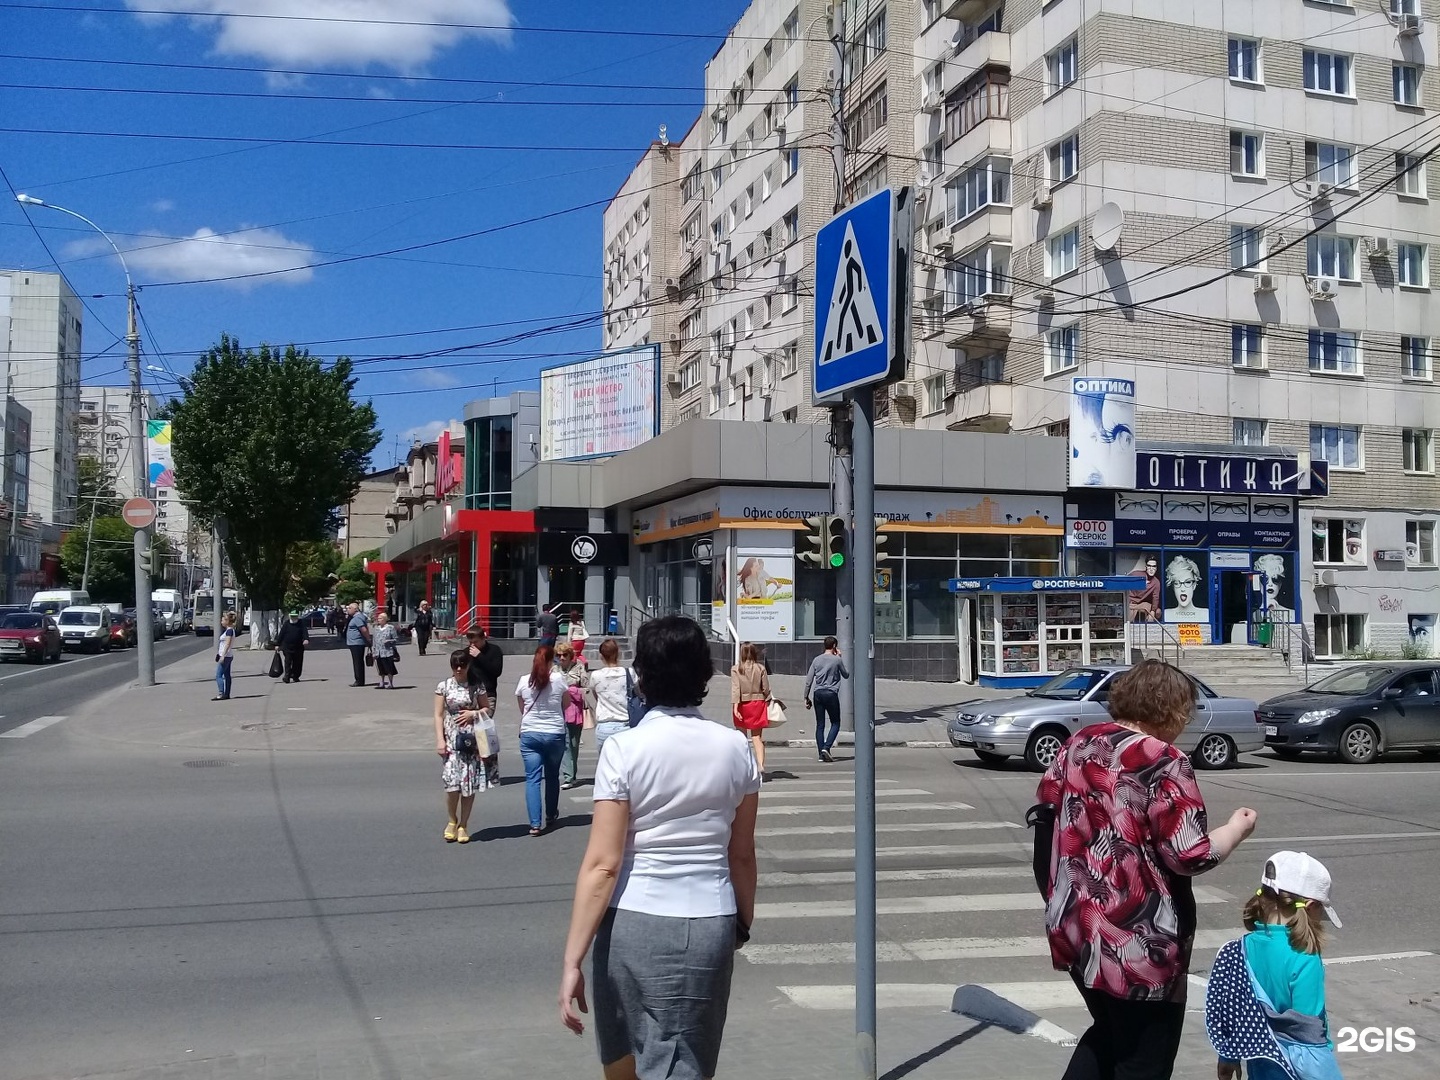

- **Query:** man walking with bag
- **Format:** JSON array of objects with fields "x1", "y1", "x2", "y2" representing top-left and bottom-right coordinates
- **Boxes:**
[
  {"x1": 804, "y1": 636, "x2": 849, "y2": 763},
  {"x1": 275, "y1": 609, "x2": 310, "y2": 683}
]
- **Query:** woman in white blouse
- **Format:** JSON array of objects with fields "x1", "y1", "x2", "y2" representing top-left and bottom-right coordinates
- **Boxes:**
[
  {"x1": 516, "y1": 644, "x2": 569, "y2": 837},
  {"x1": 559, "y1": 616, "x2": 760, "y2": 1080}
]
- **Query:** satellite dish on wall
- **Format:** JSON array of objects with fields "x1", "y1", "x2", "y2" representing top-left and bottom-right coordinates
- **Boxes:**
[{"x1": 1092, "y1": 202, "x2": 1125, "y2": 252}]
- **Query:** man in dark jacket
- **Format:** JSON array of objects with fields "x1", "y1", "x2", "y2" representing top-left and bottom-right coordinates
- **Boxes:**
[
  {"x1": 465, "y1": 627, "x2": 504, "y2": 784},
  {"x1": 412, "y1": 600, "x2": 435, "y2": 655},
  {"x1": 275, "y1": 610, "x2": 310, "y2": 683}
]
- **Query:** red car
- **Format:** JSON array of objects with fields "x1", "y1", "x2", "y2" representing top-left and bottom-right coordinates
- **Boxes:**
[
  {"x1": 0, "y1": 611, "x2": 63, "y2": 664},
  {"x1": 109, "y1": 611, "x2": 137, "y2": 649}
]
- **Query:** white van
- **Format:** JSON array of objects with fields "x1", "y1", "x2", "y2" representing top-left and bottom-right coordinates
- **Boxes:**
[
  {"x1": 29, "y1": 590, "x2": 91, "y2": 616},
  {"x1": 151, "y1": 589, "x2": 185, "y2": 634}
]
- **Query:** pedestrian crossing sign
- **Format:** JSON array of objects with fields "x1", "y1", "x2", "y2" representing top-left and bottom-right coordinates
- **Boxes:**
[{"x1": 813, "y1": 187, "x2": 900, "y2": 401}]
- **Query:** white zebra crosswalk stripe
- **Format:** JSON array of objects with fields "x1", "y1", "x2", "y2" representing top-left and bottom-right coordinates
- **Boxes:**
[
  {"x1": 759, "y1": 800, "x2": 973, "y2": 816},
  {"x1": 568, "y1": 786, "x2": 939, "y2": 808},
  {"x1": 769, "y1": 841, "x2": 1026, "y2": 858},
  {"x1": 0, "y1": 715, "x2": 67, "y2": 738},
  {"x1": 742, "y1": 929, "x2": 1237, "y2": 966},
  {"x1": 758, "y1": 787, "x2": 934, "y2": 800},
  {"x1": 755, "y1": 887, "x2": 1231, "y2": 920},
  {"x1": 756, "y1": 821, "x2": 1018, "y2": 838},
  {"x1": 776, "y1": 982, "x2": 1087, "y2": 1012},
  {"x1": 757, "y1": 866, "x2": 1031, "y2": 887}
]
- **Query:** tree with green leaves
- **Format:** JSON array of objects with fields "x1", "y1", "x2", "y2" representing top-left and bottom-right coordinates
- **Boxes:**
[
  {"x1": 333, "y1": 548, "x2": 379, "y2": 606},
  {"x1": 284, "y1": 539, "x2": 342, "y2": 611},
  {"x1": 169, "y1": 336, "x2": 381, "y2": 642},
  {"x1": 59, "y1": 517, "x2": 173, "y2": 603},
  {"x1": 76, "y1": 455, "x2": 123, "y2": 525}
]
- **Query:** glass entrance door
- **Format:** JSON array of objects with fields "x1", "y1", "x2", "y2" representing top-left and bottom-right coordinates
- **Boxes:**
[{"x1": 1210, "y1": 569, "x2": 1254, "y2": 645}]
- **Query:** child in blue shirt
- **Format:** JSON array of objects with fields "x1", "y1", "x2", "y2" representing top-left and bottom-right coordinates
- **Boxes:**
[{"x1": 1207, "y1": 850, "x2": 1344, "y2": 1080}]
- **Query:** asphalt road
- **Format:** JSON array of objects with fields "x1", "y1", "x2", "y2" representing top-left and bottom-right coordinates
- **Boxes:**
[
  {"x1": 0, "y1": 632, "x2": 211, "y2": 734},
  {"x1": 2, "y1": 697, "x2": 1437, "y2": 1080}
]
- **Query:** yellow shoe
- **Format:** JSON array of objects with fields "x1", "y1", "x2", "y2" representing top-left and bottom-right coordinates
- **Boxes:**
[
  {"x1": 444, "y1": 821, "x2": 458, "y2": 842},
  {"x1": 455, "y1": 826, "x2": 470, "y2": 844}
]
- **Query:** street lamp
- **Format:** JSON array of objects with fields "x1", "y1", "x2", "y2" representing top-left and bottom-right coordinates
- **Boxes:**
[{"x1": 15, "y1": 194, "x2": 155, "y2": 685}]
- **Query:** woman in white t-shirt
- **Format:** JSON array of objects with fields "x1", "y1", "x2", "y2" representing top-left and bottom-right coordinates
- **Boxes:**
[
  {"x1": 559, "y1": 616, "x2": 760, "y2": 1080},
  {"x1": 515, "y1": 644, "x2": 569, "y2": 837},
  {"x1": 588, "y1": 637, "x2": 632, "y2": 755}
]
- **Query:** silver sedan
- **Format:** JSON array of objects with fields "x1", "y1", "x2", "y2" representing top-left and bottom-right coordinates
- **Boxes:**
[{"x1": 948, "y1": 666, "x2": 1265, "y2": 772}]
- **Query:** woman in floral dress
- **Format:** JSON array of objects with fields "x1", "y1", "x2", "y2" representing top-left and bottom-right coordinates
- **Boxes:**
[{"x1": 434, "y1": 648, "x2": 492, "y2": 844}]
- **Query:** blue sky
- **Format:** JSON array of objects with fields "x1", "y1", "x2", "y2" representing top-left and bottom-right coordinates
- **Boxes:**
[{"x1": 2, "y1": 0, "x2": 749, "y2": 464}]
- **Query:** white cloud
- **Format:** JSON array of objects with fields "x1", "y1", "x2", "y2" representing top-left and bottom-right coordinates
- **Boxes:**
[
  {"x1": 127, "y1": 0, "x2": 513, "y2": 71},
  {"x1": 400, "y1": 419, "x2": 450, "y2": 444},
  {"x1": 409, "y1": 368, "x2": 460, "y2": 389},
  {"x1": 68, "y1": 226, "x2": 317, "y2": 288},
  {"x1": 150, "y1": 199, "x2": 176, "y2": 213}
]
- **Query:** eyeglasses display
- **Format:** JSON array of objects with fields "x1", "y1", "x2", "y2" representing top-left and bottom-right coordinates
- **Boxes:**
[
  {"x1": 1163, "y1": 499, "x2": 1206, "y2": 515},
  {"x1": 1117, "y1": 496, "x2": 1159, "y2": 513},
  {"x1": 1209, "y1": 500, "x2": 1250, "y2": 518},
  {"x1": 1251, "y1": 502, "x2": 1292, "y2": 519}
]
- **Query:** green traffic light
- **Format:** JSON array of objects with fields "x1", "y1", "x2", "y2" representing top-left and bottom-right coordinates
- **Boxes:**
[{"x1": 829, "y1": 552, "x2": 845, "y2": 568}]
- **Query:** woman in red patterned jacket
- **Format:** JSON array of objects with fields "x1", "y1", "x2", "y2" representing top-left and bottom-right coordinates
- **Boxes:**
[{"x1": 1037, "y1": 659, "x2": 1258, "y2": 1080}]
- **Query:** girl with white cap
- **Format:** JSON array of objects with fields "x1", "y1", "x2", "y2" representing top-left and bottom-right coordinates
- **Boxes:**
[{"x1": 1207, "y1": 850, "x2": 1344, "y2": 1080}]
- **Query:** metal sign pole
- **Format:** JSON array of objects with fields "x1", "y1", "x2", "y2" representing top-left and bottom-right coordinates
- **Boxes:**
[{"x1": 852, "y1": 385, "x2": 877, "y2": 1079}]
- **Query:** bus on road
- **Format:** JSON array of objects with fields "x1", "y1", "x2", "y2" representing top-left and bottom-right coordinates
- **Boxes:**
[{"x1": 191, "y1": 588, "x2": 248, "y2": 634}]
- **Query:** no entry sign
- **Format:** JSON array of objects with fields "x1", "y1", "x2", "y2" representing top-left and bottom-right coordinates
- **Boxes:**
[{"x1": 122, "y1": 497, "x2": 157, "y2": 529}]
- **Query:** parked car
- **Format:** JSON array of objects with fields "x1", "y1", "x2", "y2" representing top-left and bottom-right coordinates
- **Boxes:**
[
  {"x1": 0, "y1": 611, "x2": 63, "y2": 663},
  {"x1": 949, "y1": 665, "x2": 1264, "y2": 772},
  {"x1": 108, "y1": 611, "x2": 137, "y2": 649},
  {"x1": 123, "y1": 608, "x2": 164, "y2": 640},
  {"x1": 1259, "y1": 663, "x2": 1440, "y2": 764},
  {"x1": 57, "y1": 606, "x2": 114, "y2": 653}
]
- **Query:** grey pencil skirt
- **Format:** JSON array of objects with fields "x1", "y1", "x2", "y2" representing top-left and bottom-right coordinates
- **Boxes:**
[{"x1": 593, "y1": 906, "x2": 737, "y2": 1079}]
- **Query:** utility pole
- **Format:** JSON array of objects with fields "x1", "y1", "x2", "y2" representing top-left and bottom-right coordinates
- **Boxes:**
[{"x1": 126, "y1": 283, "x2": 155, "y2": 685}]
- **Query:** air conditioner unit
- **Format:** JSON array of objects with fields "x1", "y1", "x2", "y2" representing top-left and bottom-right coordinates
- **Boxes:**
[
  {"x1": 890, "y1": 381, "x2": 917, "y2": 402},
  {"x1": 759, "y1": 384, "x2": 773, "y2": 399},
  {"x1": 1032, "y1": 185, "x2": 1053, "y2": 210},
  {"x1": 1314, "y1": 569, "x2": 1338, "y2": 587},
  {"x1": 1400, "y1": 13, "x2": 1424, "y2": 36},
  {"x1": 666, "y1": 372, "x2": 682, "y2": 388},
  {"x1": 1253, "y1": 273, "x2": 1277, "y2": 293},
  {"x1": 1367, "y1": 236, "x2": 1392, "y2": 258},
  {"x1": 1309, "y1": 275, "x2": 1340, "y2": 299},
  {"x1": 922, "y1": 89, "x2": 943, "y2": 111}
]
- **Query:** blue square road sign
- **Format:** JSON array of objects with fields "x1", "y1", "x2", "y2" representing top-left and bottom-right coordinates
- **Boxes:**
[{"x1": 813, "y1": 187, "x2": 897, "y2": 401}]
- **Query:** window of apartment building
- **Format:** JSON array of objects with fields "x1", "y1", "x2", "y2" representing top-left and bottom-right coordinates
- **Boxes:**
[
  {"x1": 742, "y1": 308, "x2": 754, "y2": 338},
  {"x1": 1314, "y1": 614, "x2": 1366, "y2": 659},
  {"x1": 1391, "y1": 0, "x2": 1421, "y2": 16},
  {"x1": 1233, "y1": 418, "x2": 1268, "y2": 446},
  {"x1": 920, "y1": 138, "x2": 943, "y2": 184},
  {"x1": 945, "y1": 244, "x2": 1010, "y2": 307},
  {"x1": 1308, "y1": 330, "x2": 1361, "y2": 374},
  {"x1": 727, "y1": 203, "x2": 738, "y2": 233},
  {"x1": 784, "y1": 8, "x2": 799, "y2": 44},
  {"x1": 1396, "y1": 152, "x2": 1427, "y2": 198},
  {"x1": 1046, "y1": 325, "x2": 1079, "y2": 374},
  {"x1": 1232, "y1": 323, "x2": 1265, "y2": 368},
  {"x1": 1312, "y1": 517, "x2": 1365, "y2": 565},
  {"x1": 709, "y1": 384, "x2": 722, "y2": 414},
  {"x1": 780, "y1": 342, "x2": 798, "y2": 376},
  {"x1": 1394, "y1": 64, "x2": 1422, "y2": 107},
  {"x1": 1306, "y1": 141, "x2": 1356, "y2": 188},
  {"x1": 783, "y1": 144, "x2": 800, "y2": 181},
  {"x1": 913, "y1": 373, "x2": 942, "y2": 416},
  {"x1": 1049, "y1": 133, "x2": 1079, "y2": 183},
  {"x1": 784, "y1": 209, "x2": 799, "y2": 245},
  {"x1": 1230, "y1": 131, "x2": 1264, "y2": 177},
  {"x1": 727, "y1": 376, "x2": 739, "y2": 406},
  {"x1": 710, "y1": 162, "x2": 723, "y2": 195},
  {"x1": 847, "y1": 83, "x2": 889, "y2": 148},
  {"x1": 946, "y1": 157, "x2": 1011, "y2": 225},
  {"x1": 784, "y1": 77, "x2": 799, "y2": 112},
  {"x1": 678, "y1": 358, "x2": 702, "y2": 392},
  {"x1": 1304, "y1": 50, "x2": 1352, "y2": 96},
  {"x1": 760, "y1": 167, "x2": 773, "y2": 202},
  {"x1": 1047, "y1": 37, "x2": 1078, "y2": 95},
  {"x1": 1230, "y1": 225, "x2": 1266, "y2": 271},
  {"x1": 1404, "y1": 428, "x2": 1435, "y2": 473},
  {"x1": 843, "y1": 4, "x2": 887, "y2": 82},
  {"x1": 682, "y1": 163, "x2": 702, "y2": 203},
  {"x1": 682, "y1": 214, "x2": 702, "y2": 251},
  {"x1": 680, "y1": 312, "x2": 702, "y2": 347},
  {"x1": 712, "y1": 110, "x2": 727, "y2": 145},
  {"x1": 1228, "y1": 37, "x2": 1261, "y2": 84},
  {"x1": 1402, "y1": 335, "x2": 1432, "y2": 379},
  {"x1": 1398, "y1": 242, "x2": 1429, "y2": 287},
  {"x1": 778, "y1": 256, "x2": 799, "y2": 312},
  {"x1": 852, "y1": 157, "x2": 889, "y2": 199},
  {"x1": 1048, "y1": 226, "x2": 1080, "y2": 278},
  {"x1": 744, "y1": 186, "x2": 754, "y2": 218},
  {"x1": 1307, "y1": 234, "x2": 1356, "y2": 279},
  {"x1": 1407, "y1": 519, "x2": 1437, "y2": 566},
  {"x1": 945, "y1": 67, "x2": 1009, "y2": 144},
  {"x1": 1310, "y1": 423, "x2": 1363, "y2": 469}
]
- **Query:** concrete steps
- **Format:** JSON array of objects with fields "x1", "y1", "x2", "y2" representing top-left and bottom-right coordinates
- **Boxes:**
[{"x1": 1134, "y1": 643, "x2": 1307, "y2": 696}]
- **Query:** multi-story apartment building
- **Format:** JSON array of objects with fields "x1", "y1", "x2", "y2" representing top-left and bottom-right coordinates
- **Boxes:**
[
  {"x1": 1, "y1": 270, "x2": 82, "y2": 526},
  {"x1": 906, "y1": 0, "x2": 1440, "y2": 656}
]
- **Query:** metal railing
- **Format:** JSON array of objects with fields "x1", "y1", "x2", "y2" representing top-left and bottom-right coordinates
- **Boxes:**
[
  {"x1": 1130, "y1": 620, "x2": 1185, "y2": 667},
  {"x1": 445, "y1": 602, "x2": 619, "y2": 640}
]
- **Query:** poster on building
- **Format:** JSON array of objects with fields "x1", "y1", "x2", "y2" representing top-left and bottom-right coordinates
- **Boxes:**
[
  {"x1": 733, "y1": 547, "x2": 794, "y2": 642},
  {"x1": 1069, "y1": 377, "x2": 1136, "y2": 489},
  {"x1": 539, "y1": 345, "x2": 659, "y2": 462},
  {"x1": 146, "y1": 419, "x2": 175, "y2": 488}
]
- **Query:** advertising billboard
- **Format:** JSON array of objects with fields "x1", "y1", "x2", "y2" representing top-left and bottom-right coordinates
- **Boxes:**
[
  {"x1": 733, "y1": 546, "x2": 794, "y2": 642},
  {"x1": 1069, "y1": 377, "x2": 1136, "y2": 489},
  {"x1": 539, "y1": 345, "x2": 659, "y2": 462},
  {"x1": 146, "y1": 419, "x2": 175, "y2": 489}
]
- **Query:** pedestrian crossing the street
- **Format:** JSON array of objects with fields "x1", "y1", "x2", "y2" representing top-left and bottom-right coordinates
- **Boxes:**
[{"x1": 734, "y1": 747, "x2": 1239, "y2": 1039}]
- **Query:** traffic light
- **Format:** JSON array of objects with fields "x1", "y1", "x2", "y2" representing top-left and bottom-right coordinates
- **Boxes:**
[
  {"x1": 874, "y1": 516, "x2": 891, "y2": 564},
  {"x1": 138, "y1": 546, "x2": 153, "y2": 574},
  {"x1": 799, "y1": 514, "x2": 831, "y2": 566},
  {"x1": 825, "y1": 516, "x2": 847, "y2": 569}
]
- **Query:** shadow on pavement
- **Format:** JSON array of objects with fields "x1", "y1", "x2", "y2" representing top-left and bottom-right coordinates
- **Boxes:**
[
  {"x1": 474, "y1": 813, "x2": 593, "y2": 842},
  {"x1": 879, "y1": 1022, "x2": 989, "y2": 1080}
]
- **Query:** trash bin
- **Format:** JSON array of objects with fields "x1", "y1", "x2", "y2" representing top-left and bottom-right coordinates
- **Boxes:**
[
  {"x1": 607, "y1": 610, "x2": 620, "y2": 635},
  {"x1": 1255, "y1": 623, "x2": 1273, "y2": 646}
]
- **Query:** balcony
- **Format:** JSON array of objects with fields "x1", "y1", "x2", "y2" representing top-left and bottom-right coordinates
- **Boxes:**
[
  {"x1": 946, "y1": 381, "x2": 1013, "y2": 432},
  {"x1": 948, "y1": 117, "x2": 1011, "y2": 171},
  {"x1": 955, "y1": 29, "x2": 1010, "y2": 75},
  {"x1": 949, "y1": 204, "x2": 1012, "y2": 255},
  {"x1": 942, "y1": 296, "x2": 1013, "y2": 347},
  {"x1": 943, "y1": 0, "x2": 995, "y2": 21}
]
